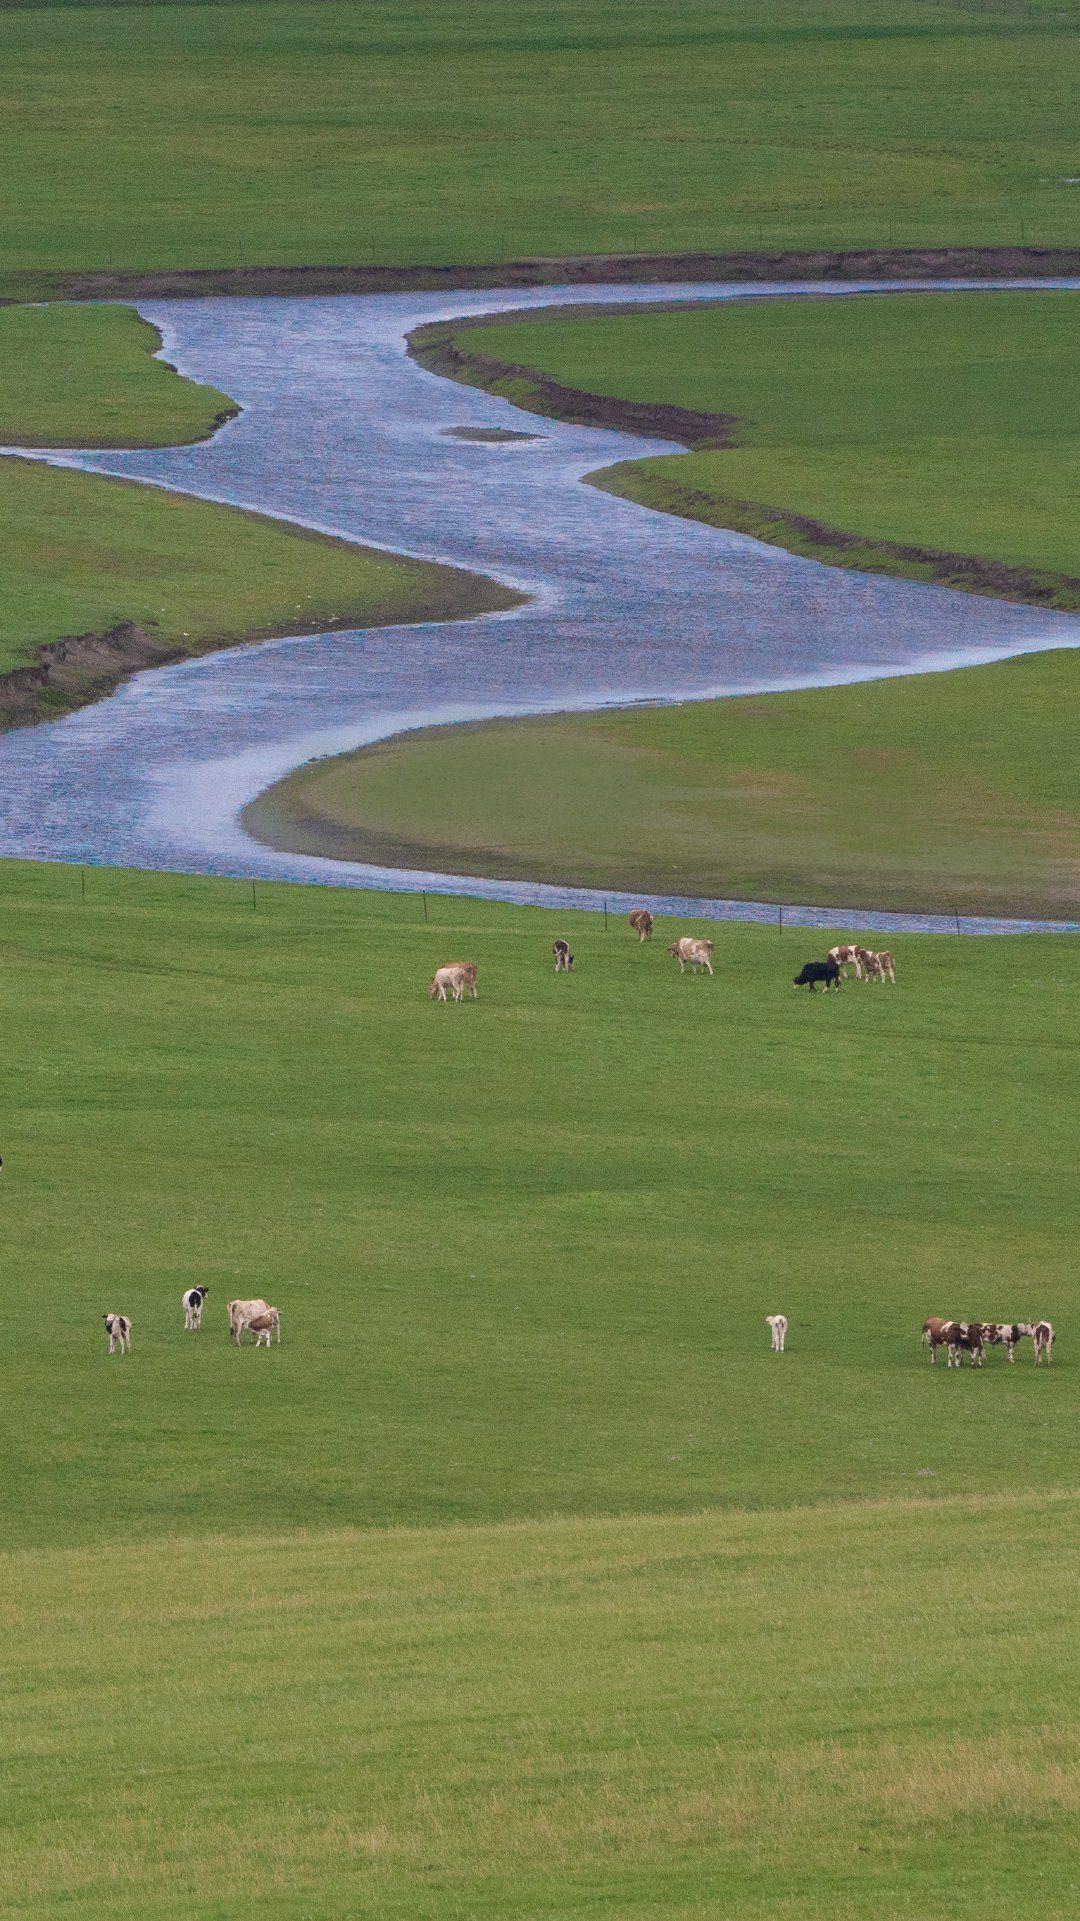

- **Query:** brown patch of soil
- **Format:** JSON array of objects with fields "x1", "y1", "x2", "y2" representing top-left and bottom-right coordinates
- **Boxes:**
[{"x1": 8, "y1": 246, "x2": 1080, "y2": 303}]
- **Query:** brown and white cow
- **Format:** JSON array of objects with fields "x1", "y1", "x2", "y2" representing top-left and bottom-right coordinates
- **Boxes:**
[
  {"x1": 923, "y1": 1316, "x2": 951, "y2": 1364},
  {"x1": 1032, "y1": 1320, "x2": 1055, "y2": 1365},
  {"x1": 552, "y1": 938, "x2": 575, "y2": 973},
  {"x1": 945, "y1": 1321, "x2": 988, "y2": 1368},
  {"x1": 103, "y1": 1312, "x2": 132, "y2": 1355},
  {"x1": 984, "y1": 1322, "x2": 1034, "y2": 1363},
  {"x1": 428, "y1": 962, "x2": 478, "y2": 1003},
  {"x1": 668, "y1": 937, "x2": 714, "y2": 976},
  {"x1": 828, "y1": 945, "x2": 863, "y2": 979},
  {"x1": 246, "y1": 1307, "x2": 281, "y2": 1348},
  {"x1": 628, "y1": 910, "x2": 654, "y2": 943}
]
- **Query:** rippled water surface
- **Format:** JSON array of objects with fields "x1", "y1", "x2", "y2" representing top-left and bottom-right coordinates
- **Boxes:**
[{"x1": 1, "y1": 278, "x2": 1078, "y2": 934}]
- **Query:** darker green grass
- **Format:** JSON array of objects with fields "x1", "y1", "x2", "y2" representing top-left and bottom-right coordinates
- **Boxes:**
[
  {"x1": 0, "y1": 859, "x2": 1075, "y2": 1553},
  {"x1": 437, "y1": 290, "x2": 1080, "y2": 601},
  {"x1": 0, "y1": 2, "x2": 1079, "y2": 292},
  {"x1": 242, "y1": 649, "x2": 1080, "y2": 920}
]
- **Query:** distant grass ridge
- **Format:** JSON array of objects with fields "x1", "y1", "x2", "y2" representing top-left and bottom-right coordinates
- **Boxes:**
[
  {"x1": 243, "y1": 649, "x2": 1080, "y2": 920},
  {"x1": 0, "y1": 3, "x2": 1079, "y2": 294},
  {"x1": 423, "y1": 289, "x2": 1080, "y2": 607}
]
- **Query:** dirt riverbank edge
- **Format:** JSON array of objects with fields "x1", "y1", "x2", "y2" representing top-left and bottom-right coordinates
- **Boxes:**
[
  {"x1": 407, "y1": 299, "x2": 1080, "y2": 612},
  {"x1": 5, "y1": 245, "x2": 1080, "y2": 302},
  {"x1": 0, "y1": 483, "x2": 525, "y2": 731}
]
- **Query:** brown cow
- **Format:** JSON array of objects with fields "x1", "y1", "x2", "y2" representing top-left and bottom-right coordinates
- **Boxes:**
[{"x1": 628, "y1": 909, "x2": 654, "y2": 943}]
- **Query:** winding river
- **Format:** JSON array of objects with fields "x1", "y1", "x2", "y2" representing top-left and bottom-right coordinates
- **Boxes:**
[{"x1": 3, "y1": 277, "x2": 1079, "y2": 935}]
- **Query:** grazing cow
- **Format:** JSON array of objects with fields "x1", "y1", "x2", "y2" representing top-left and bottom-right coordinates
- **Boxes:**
[
  {"x1": 103, "y1": 1312, "x2": 132, "y2": 1355},
  {"x1": 944, "y1": 1320, "x2": 987, "y2": 1368},
  {"x1": 668, "y1": 937, "x2": 714, "y2": 976},
  {"x1": 246, "y1": 1307, "x2": 281, "y2": 1348},
  {"x1": 228, "y1": 1298, "x2": 270, "y2": 1345},
  {"x1": 765, "y1": 1313, "x2": 788, "y2": 1353},
  {"x1": 628, "y1": 909, "x2": 654, "y2": 943},
  {"x1": 828, "y1": 944, "x2": 863, "y2": 979},
  {"x1": 1032, "y1": 1320, "x2": 1055, "y2": 1365},
  {"x1": 793, "y1": 958, "x2": 841, "y2": 992},
  {"x1": 922, "y1": 1316, "x2": 951, "y2": 1364},
  {"x1": 877, "y1": 950, "x2": 897, "y2": 984},
  {"x1": 984, "y1": 1321, "x2": 1033, "y2": 1363},
  {"x1": 859, "y1": 950, "x2": 885, "y2": 981},
  {"x1": 182, "y1": 1285, "x2": 208, "y2": 1331},
  {"x1": 552, "y1": 938, "x2": 575, "y2": 973},
  {"x1": 428, "y1": 962, "x2": 478, "y2": 1003}
]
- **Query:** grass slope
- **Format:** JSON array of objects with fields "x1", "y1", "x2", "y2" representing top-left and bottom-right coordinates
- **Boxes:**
[
  {"x1": 0, "y1": 2, "x2": 1079, "y2": 291},
  {"x1": 0, "y1": 303, "x2": 518, "y2": 698},
  {"x1": 439, "y1": 290, "x2": 1080, "y2": 601},
  {"x1": 1, "y1": 861, "x2": 1076, "y2": 1554},
  {"x1": 4, "y1": 1497, "x2": 1078, "y2": 1919},
  {"x1": 241, "y1": 650, "x2": 1080, "y2": 919}
]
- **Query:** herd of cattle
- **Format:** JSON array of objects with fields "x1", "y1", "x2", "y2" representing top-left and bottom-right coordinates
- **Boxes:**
[
  {"x1": 104, "y1": 1289, "x2": 281, "y2": 1355},
  {"x1": 921, "y1": 1316, "x2": 1055, "y2": 1368},
  {"x1": 427, "y1": 914, "x2": 899, "y2": 1000}
]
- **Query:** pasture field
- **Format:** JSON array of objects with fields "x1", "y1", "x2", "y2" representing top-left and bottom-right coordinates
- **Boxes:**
[
  {"x1": 431, "y1": 290, "x2": 1080, "y2": 599},
  {"x1": 0, "y1": 303, "x2": 516, "y2": 696},
  {"x1": 0, "y1": 2, "x2": 1079, "y2": 293},
  {"x1": 0, "y1": 857, "x2": 1076, "y2": 1915},
  {"x1": 244, "y1": 649, "x2": 1080, "y2": 918},
  {"x1": 2, "y1": 858, "x2": 1076, "y2": 1547},
  {"x1": 4, "y1": 1498, "x2": 1078, "y2": 1919}
]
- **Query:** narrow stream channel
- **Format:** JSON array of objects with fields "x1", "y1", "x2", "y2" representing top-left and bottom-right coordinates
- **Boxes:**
[{"x1": 2, "y1": 278, "x2": 1078, "y2": 934}]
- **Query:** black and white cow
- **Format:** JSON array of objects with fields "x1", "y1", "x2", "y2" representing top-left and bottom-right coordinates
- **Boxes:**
[
  {"x1": 103, "y1": 1312, "x2": 131, "y2": 1355},
  {"x1": 552, "y1": 939, "x2": 575, "y2": 973},
  {"x1": 182, "y1": 1286, "x2": 209, "y2": 1331}
]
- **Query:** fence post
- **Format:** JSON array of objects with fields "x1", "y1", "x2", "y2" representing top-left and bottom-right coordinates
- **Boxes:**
[
  {"x1": 603, "y1": 898, "x2": 608, "y2": 932},
  {"x1": 251, "y1": 878, "x2": 257, "y2": 912},
  {"x1": 778, "y1": 902, "x2": 783, "y2": 933},
  {"x1": 80, "y1": 868, "x2": 86, "y2": 903},
  {"x1": 422, "y1": 890, "x2": 429, "y2": 924}
]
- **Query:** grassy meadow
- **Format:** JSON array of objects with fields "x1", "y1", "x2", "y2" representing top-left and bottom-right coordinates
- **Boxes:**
[
  {"x1": 245, "y1": 649, "x2": 1080, "y2": 918},
  {"x1": 0, "y1": 2, "x2": 1078, "y2": 292},
  {"x1": 0, "y1": 303, "x2": 517, "y2": 691},
  {"x1": 0, "y1": 859, "x2": 1076, "y2": 1913},
  {"x1": 440, "y1": 290, "x2": 1080, "y2": 598},
  {"x1": 5, "y1": 1498, "x2": 1078, "y2": 1920}
]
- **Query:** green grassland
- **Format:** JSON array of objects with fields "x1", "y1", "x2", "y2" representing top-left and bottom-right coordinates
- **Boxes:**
[
  {"x1": 2, "y1": 864, "x2": 1076, "y2": 1548},
  {"x1": 0, "y1": 2, "x2": 1079, "y2": 292},
  {"x1": 0, "y1": 860, "x2": 1076, "y2": 1914},
  {"x1": 0, "y1": 304, "x2": 518, "y2": 694},
  {"x1": 5, "y1": 1498, "x2": 1077, "y2": 1920},
  {"x1": 438, "y1": 290, "x2": 1080, "y2": 599},
  {"x1": 242, "y1": 649, "x2": 1080, "y2": 919}
]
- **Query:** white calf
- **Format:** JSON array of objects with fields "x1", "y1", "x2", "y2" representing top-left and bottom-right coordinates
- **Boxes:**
[{"x1": 765, "y1": 1313, "x2": 788, "y2": 1353}]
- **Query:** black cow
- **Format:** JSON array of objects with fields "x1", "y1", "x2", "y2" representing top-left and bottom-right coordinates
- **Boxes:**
[{"x1": 793, "y1": 958, "x2": 841, "y2": 993}]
